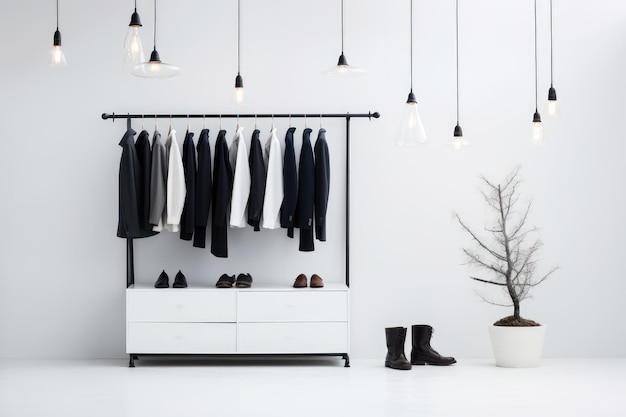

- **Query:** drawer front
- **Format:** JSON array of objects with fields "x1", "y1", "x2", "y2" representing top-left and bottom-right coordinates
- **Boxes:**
[
  {"x1": 127, "y1": 322, "x2": 237, "y2": 354},
  {"x1": 238, "y1": 291, "x2": 348, "y2": 322},
  {"x1": 238, "y1": 322, "x2": 348, "y2": 353},
  {"x1": 127, "y1": 291, "x2": 236, "y2": 322}
]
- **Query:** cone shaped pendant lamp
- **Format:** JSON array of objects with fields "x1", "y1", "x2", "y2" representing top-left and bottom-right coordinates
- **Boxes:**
[
  {"x1": 49, "y1": 0, "x2": 67, "y2": 67},
  {"x1": 531, "y1": 0, "x2": 543, "y2": 144},
  {"x1": 123, "y1": 0, "x2": 145, "y2": 71},
  {"x1": 132, "y1": 0, "x2": 179, "y2": 78},
  {"x1": 395, "y1": 0, "x2": 427, "y2": 146},
  {"x1": 233, "y1": 0, "x2": 245, "y2": 106},
  {"x1": 450, "y1": 0, "x2": 470, "y2": 150},
  {"x1": 325, "y1": 0, "x2": 366, "y2": 77}
]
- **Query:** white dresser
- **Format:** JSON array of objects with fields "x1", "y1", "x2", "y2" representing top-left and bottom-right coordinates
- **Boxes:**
[{"x1": 126, "y1": 283, "x2": 350, "y2": 366}]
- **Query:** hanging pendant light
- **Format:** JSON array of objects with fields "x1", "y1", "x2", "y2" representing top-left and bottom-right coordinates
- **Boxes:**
[
  {"x1": 123, "y1": 0, "x2": 145, "y2": 71},
  {"x1": 233, "y1": 0, "x2": 245, "y2": 106},
  {"x1": 395, "y1": 0, "x2": 426, "y2": 147},
  {"x1": 450, "y1": 0, "x2": 469, "y2": 150},
  {"x1": 531, "y1": 0, "x2": 543, "y2": 144},
  {"x1": 546, "y1": 0, "x2": 559, "y2": 116},
  {"x1": 132, "y1": 0, "x2": 179, "y2": 78},
  {"x1": 325, "y1": 0, "x2": 366, "y2": 77},
  {"x1": 49, "y1": 0, "x2": 67, "y2": 67}
]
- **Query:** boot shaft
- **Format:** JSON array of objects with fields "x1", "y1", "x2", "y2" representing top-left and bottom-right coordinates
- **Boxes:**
[{"x1": 411, "y1": 324, "x2": 433, "y2": 349}]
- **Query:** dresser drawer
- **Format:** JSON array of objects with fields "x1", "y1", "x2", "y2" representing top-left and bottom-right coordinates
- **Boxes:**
[
  {"x1": 238, "y1": 322, "x2": 348, "y2": 353},
  {"x1": 127, "y1": 290, "x2": 236, "y2": 322},
  {"x1": 127, "y1": 322, "x2": 237, "y2": 354},
  {"x1": 238, "y1": 291, "x2": 348, "y2": 322}
]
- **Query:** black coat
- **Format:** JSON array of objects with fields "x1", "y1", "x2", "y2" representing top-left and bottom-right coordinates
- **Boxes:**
[
  {"x1": 280, "y1": 127, "x2": 297, "y2": 238},
  {"x1": 294, "y1": 128, "x2": 315, "y2": 252},
  {"x1": 117, "y1": 128, "x2": 158, "y2": 239},
  {"x1": 180, "y1": 131, "x2": 196, "y2": 241},
  {"x1": 211, "y1": 130, "x2": 233, "y2": 258},
  {"x1": 247, "y1": 129, "x2": 265, "y2": 231},
  {"x1": 135, "y1": 130, "x2": 154, "y2": 234},
  {"x1": 314, "y1": 128, "x2": 330, "y2": 241},
  {"x1": 193, "y1": 129, "x2": 212, "y2": 248}
]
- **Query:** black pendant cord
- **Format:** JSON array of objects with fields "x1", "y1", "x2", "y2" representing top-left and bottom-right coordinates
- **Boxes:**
[
  {"x1": 410, "y1": 0, "x2": 413, "y2": 93},
  {"x1": 237, "y1": 0, "x2": 241, "y2": 75},
  {"x1": 341, "y1": 0, "x2": 344, "y2": 54},
  {"x1": 455, "y1": 0, "x2": 459, "y2": 126},
  {"x1": 56, "y1": 0, "x2": 59, "y2": 30},
  {"x1": 534, "y1": 0, "x2": 538, "y2": 113},
  {"x1": 153, "y1": 0, "x2": 157, "y2": 50},
  {"x1": 549, "y1": 0, "x2": 554, "y2": 88}
]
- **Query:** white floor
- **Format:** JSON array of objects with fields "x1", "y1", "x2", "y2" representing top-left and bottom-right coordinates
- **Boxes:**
[{"x1": 0, "y1": 357, "x2": 624, "y2": 417}]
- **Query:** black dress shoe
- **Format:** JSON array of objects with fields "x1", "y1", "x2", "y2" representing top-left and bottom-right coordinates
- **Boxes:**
[
  {"x1": 173, "y1": 270, "x2": 188, "y2": 288},
  {"x1": 235, "y1": 273, "x2": 253, "y2": 288},
  {"x1": 154, "y1": 270, "x2": 169, "y2": 288},
  {"x1": 216, "y1": 274, "x2": 236, "y2": 288}
]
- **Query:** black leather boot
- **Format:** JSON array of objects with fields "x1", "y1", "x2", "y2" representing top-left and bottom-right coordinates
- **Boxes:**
[
  {"x1": 385, "y1": 327, "x2": 412, "y2": 370},
  {"x1": 410, "y1": 325, "x2": 456, "y2": 366}
]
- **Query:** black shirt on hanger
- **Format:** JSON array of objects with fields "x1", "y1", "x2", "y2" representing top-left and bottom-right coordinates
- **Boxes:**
[
  {"x1": 247, "y1": 129, "x2": 265, "y2": 231},
  {"x1": 295, "y1": 127, "x2": 315, "y2": 252},
  {"x1": 194, "y1": 129, "x2": 212, "y2": 248},
  {"x1": 281, "y1": 127, "x2": 298, "y2": 238},
  {"x1": 211, "y1": 130, "x2": 233, "y2": 258}
]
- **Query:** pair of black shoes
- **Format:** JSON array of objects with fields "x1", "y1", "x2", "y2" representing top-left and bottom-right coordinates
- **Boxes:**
[
  {"x1": 215, "y1": 273, "x2": 253, "y2": 288},
  {"x1": 154, "y1": 270, "x2": 187, "y2": 288},
  {"x1": 385, "y1": 325, "x2": 456, "y2": 370}
]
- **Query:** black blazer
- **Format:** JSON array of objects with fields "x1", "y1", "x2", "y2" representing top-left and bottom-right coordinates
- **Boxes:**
[
  {"x1": 314, "y1": 128, "x2": 330, "y2": 241},
  {"x1": 117, "y1": 128, "x2": 157, "y2": 239},
  {"x1": 211, "y1": 130, "x2": 233, "y2": 258},
  {"x1": 180, "y1": 131, "x2": 197, "y2": 241},
  {"x1": 247, "y1": 129, "x2": 265, "y2": 231},
  {"x1": 194, "y1": 129, "x2": 212, "y2": 248},
  {"x1": 135, "y1": 130, "x2": 154, "y2": 234},
  {"x1": 294, "y1": 128, "x2": 315, "y2": 252},
  {"x1": 280, "y1": 127, "x2": 297, "y2": 238}
]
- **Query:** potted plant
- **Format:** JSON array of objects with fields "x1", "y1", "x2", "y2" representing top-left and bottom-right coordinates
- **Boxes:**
[{"x1": 455, "y1": 167, "x2": 559, "y2": 367}]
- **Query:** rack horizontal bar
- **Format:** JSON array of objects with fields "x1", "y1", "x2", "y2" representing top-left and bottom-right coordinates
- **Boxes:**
[{"x1": 102, "y1": 112, "x2": 380, "y2": 120}]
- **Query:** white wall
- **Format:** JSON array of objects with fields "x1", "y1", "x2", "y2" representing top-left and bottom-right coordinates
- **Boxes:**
[{"x1": 0, "y1": 0, "x2": 625, "y2": 359}]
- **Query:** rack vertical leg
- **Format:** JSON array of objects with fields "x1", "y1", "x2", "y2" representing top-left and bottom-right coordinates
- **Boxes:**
[
  {"x1": 129, "y1": 355, "x2": 137, "y2": 367},
  {"x1": 343, "y1": 353, "x2": 351, "y2": 367}
]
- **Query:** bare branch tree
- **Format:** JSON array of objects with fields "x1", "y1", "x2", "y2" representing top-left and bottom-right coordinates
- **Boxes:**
[{"x1": 455, "y1": 167, "x2": 559, "y2": 325}]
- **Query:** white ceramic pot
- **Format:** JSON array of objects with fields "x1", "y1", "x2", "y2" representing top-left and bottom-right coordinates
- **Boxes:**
[{"x1": 488, "y1": 324, "x2": 547, "y2": 368}]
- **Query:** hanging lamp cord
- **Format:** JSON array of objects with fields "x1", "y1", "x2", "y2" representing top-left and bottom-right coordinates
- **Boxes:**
[
  {"x1": 534, "y1": 0, "x2": 538, "y2": 112},
  {"x1": 56, "y1": 0, "x2": 59, "y2": 30},
  {"x1": 341, "y1": 0, "x2": 344, "y2": 54},
  {"x1": 237, "y1": 0, "x2": 241, "y2": 75},
  {"x1": 456, "y1": 0, "x2": 460, "y2": 125},
  {"x1": 410, "y1": 0, "x2": 413, "y2": 93},
  {"x1": 153, "y1": 0, "x2": 157, "y2": 49},
  {"x1": 134, "y1": 0, "x2": 137, "y2": 12},
  {"x1": 549, "y1": 0, "x2": 553, "y2": 87}
]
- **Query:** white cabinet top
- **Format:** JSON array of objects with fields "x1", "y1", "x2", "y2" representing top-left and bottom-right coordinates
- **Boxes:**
[{"x1": 128, "y1": 283, "x2": 349, "y2": 292}]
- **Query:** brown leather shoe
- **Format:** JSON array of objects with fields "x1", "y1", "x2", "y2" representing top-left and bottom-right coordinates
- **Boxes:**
[
  {"x1": 293, "y1": 274, "x2": 307, "y2": 288},
  {"x1": 310, "y1": 274, "x2": 324, "y2": 288}
]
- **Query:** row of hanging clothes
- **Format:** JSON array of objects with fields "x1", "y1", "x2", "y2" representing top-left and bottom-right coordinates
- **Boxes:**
[{"x1": 117, "y1": 119, "x2": 330, "y2": 257}]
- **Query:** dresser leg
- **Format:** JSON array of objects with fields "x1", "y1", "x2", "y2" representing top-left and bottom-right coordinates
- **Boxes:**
[
  {"x1": 343, "y1": 354, "x2": 350, "y2": 367},
  {"x1": 129, "y1": 355, "x2": 136, "y2": 367}
]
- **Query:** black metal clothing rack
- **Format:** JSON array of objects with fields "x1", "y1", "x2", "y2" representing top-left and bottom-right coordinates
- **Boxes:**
[{"x1": 103, "y1": 111, "x2": 380, "y2": 291}]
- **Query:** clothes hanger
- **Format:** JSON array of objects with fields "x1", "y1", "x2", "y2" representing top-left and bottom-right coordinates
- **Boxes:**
[
  {"x1": 304, "y1": 114, "x2": 307, "y2": 129},
  {"x1": 271, "y1": 114, "x2": 275, "y2": 131},
  {"x1": 254, "y1": 114, "x2": 257, "y2": 130},
  {"x1": 154, "y1": 114, "x2": 158, "y2": 132},
  {"x1": 219, "y1": 114, "x2": 222, "y2": 131},
  {"x1": 168, "y1": 114, "x2": 172, "y2": 133},
  {"x1": 203, "y1": 114, "x2": 206, "y2": 130},
  {"x1": 289, "y1": 114, "x2": 292, "y2": 128},
  {"x1": 186, "y1": 114, "x2": 190, "y2": 133},
  {"x1": 141, "y1": 114, "x2": 145, "y2": 131},
  {"x1": 320, "y1": 114, "x2": 323, "y2": 129}
]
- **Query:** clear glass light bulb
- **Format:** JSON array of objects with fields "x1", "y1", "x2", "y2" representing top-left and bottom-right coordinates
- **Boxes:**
[
  {"x1": 233, "y1": 87, "x2": 245, "y2": 105},
  {"x1": 49, "y1": 45, "x2": 67, "y2": 67},
  {"x1": 546, "y1": 99, "x2": 559, "y2": 116},
  {"x1": 395, "y1": 102, "x2": 427, "y2": 147},
  {"x1": 531, "y1": 121, "x2": 543, "y2": 144},
  {"x1": 123, "y1": 26, "x2": 145, "y2": 70}
]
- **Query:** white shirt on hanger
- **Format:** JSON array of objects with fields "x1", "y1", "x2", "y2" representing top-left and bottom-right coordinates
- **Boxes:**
[
  {"x1": 229, "y1": 126, "x2": 250, "y2": 228},
  {"x1": 165, "y1": 128, "x2": 186, "y2": 232},
  {"x1": 262, "y1": 127, "x2": 283, "y2": 229}
]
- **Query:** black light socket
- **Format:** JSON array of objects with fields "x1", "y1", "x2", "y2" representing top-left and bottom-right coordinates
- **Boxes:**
[
  {"x1": 454, "y1": 124, "x2": 463, "y2": 137},
  {"x1": 533, "y1": 111, "x2": 542, "y2": 123},
  {"x1": 406, "y1": 91, "x2": 417, "y2": 104},
  {"x1": 53, "y1": 29, "x2": 62, "y2": 46},
  {"x1": 129, "y1": 10, "x2": 142, "y2": 27},
  {"x1": 235, "y1": 73, "x2": 244, "y2": 88},
  {"x1": 149, "y1": 49, "x2": 161, "y2": 63},
  {"x1": 337, "y1": 53, "x2": 349, "y2": 66},
  {"x1": 548, "y1": 86, "x2": 557, "y2": 101}
]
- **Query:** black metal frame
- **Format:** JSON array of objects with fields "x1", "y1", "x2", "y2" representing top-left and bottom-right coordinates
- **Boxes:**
[{"x1": 103, "y1": 111, "x2": 380, "y2": 367}]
